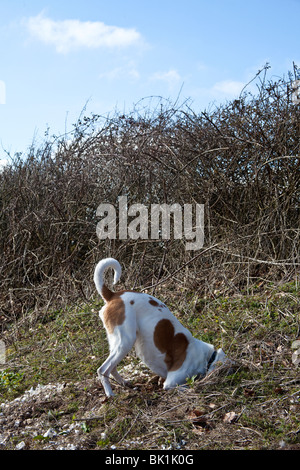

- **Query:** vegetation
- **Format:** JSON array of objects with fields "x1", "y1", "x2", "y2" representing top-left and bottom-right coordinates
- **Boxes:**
[
  {"x1": 0, "y1": 282, "x2": 299, "y2": 450},
  {"x1": 0, "y1": 64, "x2": 299, "y2": 449}
]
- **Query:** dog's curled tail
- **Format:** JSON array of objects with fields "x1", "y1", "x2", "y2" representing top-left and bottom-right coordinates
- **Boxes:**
[{"x1": 94, "y1": 258, "x2": 122, "y2": 302}]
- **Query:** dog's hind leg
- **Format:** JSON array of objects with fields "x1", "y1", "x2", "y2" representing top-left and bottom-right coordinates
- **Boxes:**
[
  {"x1": 110, "y1": 367, "x2": 133, "y2": 388},
  {"x1": 97, "y1": 332, "x2": 136, "y2": 397}
]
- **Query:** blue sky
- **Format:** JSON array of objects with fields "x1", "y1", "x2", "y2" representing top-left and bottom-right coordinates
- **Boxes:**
[{"x1": 0, "y1": 0, "x2": 299, "y2": 163}]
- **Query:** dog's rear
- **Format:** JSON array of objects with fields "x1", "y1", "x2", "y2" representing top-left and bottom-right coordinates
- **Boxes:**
[
  {"x1": 94, "y1": 258, "x2": 228, "y2": 397},
  {"x1": 94, "y1": 258, "x2": 136, "y2": 397}
]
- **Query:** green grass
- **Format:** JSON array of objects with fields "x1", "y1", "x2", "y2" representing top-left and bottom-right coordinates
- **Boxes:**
[{"x1": 1, "y1": 300, "x2": 107, "y2": 399}]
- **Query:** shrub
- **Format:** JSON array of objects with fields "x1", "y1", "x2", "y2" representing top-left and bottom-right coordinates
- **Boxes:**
[{"x1": 0, "y1": 64, "x2": 299, "y2": 326}]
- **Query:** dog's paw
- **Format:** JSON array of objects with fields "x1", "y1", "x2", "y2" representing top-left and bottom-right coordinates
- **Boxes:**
[
  {"x1": 100, "y1": 393, "x2": 115, "y2": 403},
  {"x1": 123, "y1": 379, "x2": 134, "y2": 389}
]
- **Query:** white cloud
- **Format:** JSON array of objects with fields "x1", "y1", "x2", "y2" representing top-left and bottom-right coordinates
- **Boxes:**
[
  {"x1": 99, "y1": 61, "x2": 140, "y2": 81},
  {"x1": 0, "y1": 159, "x2": 9, "y2": 171},
  {"x1": 196, "y1": 62, "x2": 209, "y2": 72},
  {"x1": 150, "y1": 69, "x2": 182, "y2": 89},
  {"x1": 24, "y1": 13, "x2": 143, "y2": 53},
  {"x1": 212, "y1": 80, "x2": 245, "y2": 97}
]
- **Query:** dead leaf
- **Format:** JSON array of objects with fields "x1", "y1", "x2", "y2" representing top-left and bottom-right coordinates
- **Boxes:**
[
  {"x1": 188, "y1": 409, "x2": 204, "y2": 424},
  {"x1": 188, "y1": 409, "x2": 213, "y2": 430},
  {"x1": 99, "y1": 396, "x2": 111, "y2": 404},
  {"x1": 191, "y1": 409, "x2": 203, "y2": 417},
  {"x1": 223, "y1": 411, "x2": 237, "y2": 424},
  {"x1": 192, "y1": 427, "x2": 205, "y2": 435},
  {"x1": 208, "y1": 403, "x2": 216, "y2": 409}
]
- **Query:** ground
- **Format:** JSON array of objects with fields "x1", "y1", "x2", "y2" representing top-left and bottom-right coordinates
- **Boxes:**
[{"x1": 0, "y1": 281, "x2": 299, "y2": 450}]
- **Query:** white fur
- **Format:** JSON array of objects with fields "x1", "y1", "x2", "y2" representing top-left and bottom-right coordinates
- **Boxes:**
[
  {"x1": 94, "y1": 258, "x2": 227, "y2": 397},
  {"x1": 94, "y1": 257, "x2": 121, "y2": 295}
]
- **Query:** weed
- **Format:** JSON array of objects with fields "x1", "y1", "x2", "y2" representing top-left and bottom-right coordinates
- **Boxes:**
[{"x1": 0, "y1": 369, "x2": 24, "y2": 398}]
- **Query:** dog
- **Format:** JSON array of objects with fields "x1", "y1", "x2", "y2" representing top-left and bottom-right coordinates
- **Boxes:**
[{"x1": 94, "y1": 257, "x2": 227, "y2": 397}]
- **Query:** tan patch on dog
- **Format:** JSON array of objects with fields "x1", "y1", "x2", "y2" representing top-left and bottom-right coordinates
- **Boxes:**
[
  {"x1": 101, "y1": 284, "x2": 140, "y2": 333},
  {"x1": 101, "y1": 284, "x2": 114, "y2": 302},
  {"x1": 102, "y1": 295, "x2": 125, "y2": 334},
  {"x1": 153, "y1": 319, "x2": 189, "y2": 371},
  {"x1": 149, "y1": 298, "x2": 167, "y2": 309}
]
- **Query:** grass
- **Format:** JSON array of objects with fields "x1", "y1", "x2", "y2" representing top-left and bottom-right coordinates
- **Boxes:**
[{"x1": 0, "y1": 280, "x2": 299, "y2": 450}]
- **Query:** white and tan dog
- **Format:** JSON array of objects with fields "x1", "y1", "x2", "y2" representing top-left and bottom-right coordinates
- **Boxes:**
[{"x1": 94, "y1": 257, "x2": 227, "y2": 397}]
